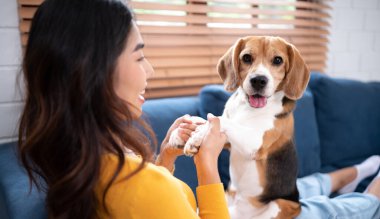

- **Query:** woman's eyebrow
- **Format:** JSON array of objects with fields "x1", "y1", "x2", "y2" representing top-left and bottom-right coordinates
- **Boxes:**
[{"x1": 133, "y1": 43, "x2": 145, "y2": 52}]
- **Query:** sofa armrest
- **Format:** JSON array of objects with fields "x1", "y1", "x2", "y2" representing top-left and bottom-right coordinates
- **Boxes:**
[{"x1": 0, "y1": 142, "x2": 46, "y2": 219}]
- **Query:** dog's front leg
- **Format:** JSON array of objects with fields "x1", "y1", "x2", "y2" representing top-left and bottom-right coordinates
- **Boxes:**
[
  {"x1": 183, "y1": 122, "x2": 209, "y2": 156},
  {"x1": 182, "y1": 116, "x2": 228, "y2": 156}
]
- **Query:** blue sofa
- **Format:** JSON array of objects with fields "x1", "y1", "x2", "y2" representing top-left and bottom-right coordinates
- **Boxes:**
[{"x1": 1, "y1": 73, "x2": 380, "y2": 218}]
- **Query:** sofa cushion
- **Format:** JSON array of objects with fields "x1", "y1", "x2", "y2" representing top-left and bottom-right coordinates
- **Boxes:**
[
  {"x1": 309, "y1": 73, "x2": 380, "y2": 168},
  {"x1": 0, "y1": 142, "x2": 46, "y2": 219},
  {"x1": 198, "y1": 85, "x2": 321, "y2": 178}
]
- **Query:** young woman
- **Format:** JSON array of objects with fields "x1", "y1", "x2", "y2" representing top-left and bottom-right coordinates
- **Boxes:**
[{"x1": 18, "y1": 0, "x2": 229, "y2": 218}]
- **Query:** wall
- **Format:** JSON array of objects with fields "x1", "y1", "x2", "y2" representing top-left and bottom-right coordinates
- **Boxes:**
[
  {"x1": 0, "y1": 0, "x2": 22, "y2": 143},
  {"x1": 327, "y1": 0, "x2": 380, "y2": 81}
]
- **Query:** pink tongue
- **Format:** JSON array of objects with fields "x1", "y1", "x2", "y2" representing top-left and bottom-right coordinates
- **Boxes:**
[{"x1": 249, "y1": 96, "x2": 267, "y2": 108}]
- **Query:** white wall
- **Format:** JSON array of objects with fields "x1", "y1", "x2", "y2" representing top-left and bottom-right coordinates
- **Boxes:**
[
  {"x1": 0, "y1": 0, "x2": 380, "y2": 142},
  {"x1": 0, "y1": 0, "x2": 23, "y2": 143},
  {"x1": 327, "y1": 0, "x2": 380, "y2": 81}
]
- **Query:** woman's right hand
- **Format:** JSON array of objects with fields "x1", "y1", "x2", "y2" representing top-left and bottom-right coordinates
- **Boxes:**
[{"x1": 194, "y1": 113, "x2": 227, "y2": 186}]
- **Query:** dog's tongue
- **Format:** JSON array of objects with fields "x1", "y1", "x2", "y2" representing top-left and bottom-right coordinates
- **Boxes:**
[{"x1": 249, "y1": 95, "x2": 267, "y2": 108}]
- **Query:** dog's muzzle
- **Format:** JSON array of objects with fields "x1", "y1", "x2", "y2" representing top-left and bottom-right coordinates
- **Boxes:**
[{"x1": 248, "y1": 76, "x2": 268, "y2": 108}]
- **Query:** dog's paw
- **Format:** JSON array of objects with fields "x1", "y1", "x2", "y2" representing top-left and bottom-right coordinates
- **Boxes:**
[
  {"x1": 183, "y1": 140, "x2": 200, "y2": 156},
  {"x1": 183, "y1": 123, "x2": 209, "y2": 156},
  {"x1": 168, "y1": 128, "x2": 185, "y2": 148}
]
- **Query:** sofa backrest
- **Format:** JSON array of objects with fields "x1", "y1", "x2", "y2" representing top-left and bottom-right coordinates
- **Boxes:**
[{"x1": 309, "y1": 73, "x2": 380, "y2": 169}]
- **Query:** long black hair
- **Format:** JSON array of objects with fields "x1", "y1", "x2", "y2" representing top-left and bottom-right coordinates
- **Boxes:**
[{"x1": 19, "y1": 0, "x2": 155, "y2": 218}]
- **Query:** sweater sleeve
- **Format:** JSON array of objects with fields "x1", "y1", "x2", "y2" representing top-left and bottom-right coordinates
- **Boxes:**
[
  {"x1": 97, "y1": 155, "x2": 230, "y2": 219},
  {"x1": 197, "y1": 183, "x2": 230, "y2": 219}
]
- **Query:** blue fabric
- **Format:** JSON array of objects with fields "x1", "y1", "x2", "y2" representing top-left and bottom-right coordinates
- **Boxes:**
[
  {"x1": 198, "y1": 85, "x2": 232, "y2": 118},
  {"x1": 308, "y1": 73, "x2": 380, "y2": 168},
  {"x1": 294, "y1": 89, "x2": 321, "y2": 177},
  {"x1": 0, "y1": 142, "x2": 46, "y2": 219},
  {"x1": 198, "y1": 85, "x2": 321, "y2": 178},
  {"x1": 297, "y1": 173, "x2": 380, "y2": 219},
  {"x1": 297, "y1": 173, "x2": 331, "y2": 199}
]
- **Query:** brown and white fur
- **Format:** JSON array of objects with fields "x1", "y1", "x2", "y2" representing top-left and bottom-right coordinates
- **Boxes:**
[{"x1": 169, "y1": 36, "x2": 310, "y2": 219}]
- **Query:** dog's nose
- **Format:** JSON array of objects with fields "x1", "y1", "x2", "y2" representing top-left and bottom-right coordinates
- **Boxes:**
[{"x1": 250, "y1": 76, "x2": 268, "y2": 90}]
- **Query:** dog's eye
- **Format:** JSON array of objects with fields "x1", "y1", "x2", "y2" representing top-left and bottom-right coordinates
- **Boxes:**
[
  {"x1": 242, "y1": 54, "x2": 253, "y2": 64},
  {"x1": 273, "y1": 56, "x2": 283, "y2": 65}
]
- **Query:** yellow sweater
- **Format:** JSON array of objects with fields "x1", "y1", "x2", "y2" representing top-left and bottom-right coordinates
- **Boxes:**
[{"x1": 96, "y1": 154, "x2": 230, "y2": 219}]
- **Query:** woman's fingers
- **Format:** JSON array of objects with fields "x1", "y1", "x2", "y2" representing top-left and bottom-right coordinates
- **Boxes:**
[
  {"x1": 179, "y1": 123, "x2": 197, "y2": 131},
  {"x1": 173, "y1": 114, "x2": 192, "y2": 127},
  {"x1": 165, "y1": 114, "x2": 208, "y2": 146},
  {"x1": 165, "y1": 114, "x2": 191, "y2": 138},
  {"x1": 207, "y1": 113, "x2": 226, "y2": 139}
]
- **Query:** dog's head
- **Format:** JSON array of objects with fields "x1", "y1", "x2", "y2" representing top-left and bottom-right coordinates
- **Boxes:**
[{"x1": 217, "y1": 36, "x2": 310, "y2": 108}]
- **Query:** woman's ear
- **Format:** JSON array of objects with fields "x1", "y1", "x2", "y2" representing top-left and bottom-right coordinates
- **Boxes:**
[
  {"x1": 217, "y1": 38, "x2": 244, "y2": 92},
  {"x1": 284, "y1": 43, "x2": 310, "y2": 100}
]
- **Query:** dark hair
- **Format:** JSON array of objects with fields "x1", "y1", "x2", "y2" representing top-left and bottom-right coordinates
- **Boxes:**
[{"x1": 18, "y1": 0, "x2": 155, "y2": 218}]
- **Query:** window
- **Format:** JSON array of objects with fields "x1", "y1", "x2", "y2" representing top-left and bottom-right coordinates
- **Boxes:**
[{"x1": 18, "y1": 0, "x2": 331, "y2": 98}]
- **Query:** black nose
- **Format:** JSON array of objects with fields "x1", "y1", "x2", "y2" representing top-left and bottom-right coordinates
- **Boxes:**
[{"x1": 250, "y1": 76, "x2": 268, "y2": 90}]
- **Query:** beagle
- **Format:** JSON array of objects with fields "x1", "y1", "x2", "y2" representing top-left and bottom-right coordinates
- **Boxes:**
[{"x1": 169, "y1": 36, "x2": 310, "y2": 219}]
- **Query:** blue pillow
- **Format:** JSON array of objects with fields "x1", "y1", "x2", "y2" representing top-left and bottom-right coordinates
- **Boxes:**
[
  {"x1": 199, "y1": 85, "x2": 321, "y2": 178},
  {"x1": 309, "y1": 73, "x2": 380, "y2": 167}
]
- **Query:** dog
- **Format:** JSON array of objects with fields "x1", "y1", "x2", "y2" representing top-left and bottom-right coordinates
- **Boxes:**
[{"x1": 169, "y1": 36, "x2": 310, "y2": 219}]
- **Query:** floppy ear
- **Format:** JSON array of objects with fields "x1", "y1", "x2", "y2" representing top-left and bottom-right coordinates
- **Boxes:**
[
  {"x1": 217, "y1": 38, "x2": 244, "y2": 92},
  {"x1": 284, "y1": 43, "x2": 310, "y2": 100}
]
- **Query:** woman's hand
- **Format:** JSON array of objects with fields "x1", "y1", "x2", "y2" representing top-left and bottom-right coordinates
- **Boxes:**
[
  {"x1": 156, "y1": 115, "x2": 204, "y2": 172},
  {"x1": 194, "y1": 113, "x2": 227, "y2": 185}
]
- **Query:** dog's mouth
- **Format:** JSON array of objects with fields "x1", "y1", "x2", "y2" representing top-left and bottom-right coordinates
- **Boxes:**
[{"x1": 248, "y1": 94, "x2": 267, "y2": 108}]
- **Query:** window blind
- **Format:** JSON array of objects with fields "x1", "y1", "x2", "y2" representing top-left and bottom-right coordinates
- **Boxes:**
[{"x1": 18, "y1": 0, "x2": 331, "y2": 99}]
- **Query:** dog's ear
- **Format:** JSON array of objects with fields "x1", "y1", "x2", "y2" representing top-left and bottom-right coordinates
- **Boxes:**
[
  {"x1": 217, "y1": 38, "x2": 244, "y2": 92},
  {"x1": 284, "y1": 43, "x2": 310, "y2": 100}
]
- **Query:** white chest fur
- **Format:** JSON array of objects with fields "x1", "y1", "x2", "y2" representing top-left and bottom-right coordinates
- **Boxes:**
[
  {"x1": 221, "y1": 88, "x2": 284, "y2": 159},
  {"x1": 222, "y1": 88, "x2": 284, "y2": 218}
]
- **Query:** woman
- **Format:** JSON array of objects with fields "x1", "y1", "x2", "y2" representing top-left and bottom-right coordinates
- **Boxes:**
[{"x1": 18, "y1": 0, "x2": 229, "y2": 218}]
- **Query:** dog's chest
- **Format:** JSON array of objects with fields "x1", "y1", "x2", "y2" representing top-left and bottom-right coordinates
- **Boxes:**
[
  {"x1": 222, "y1": 91, "x2": 284, "y2": 197},
  {"x1": 222, "y1": 93, "x2": 283, "y2": 154}
]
